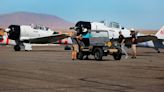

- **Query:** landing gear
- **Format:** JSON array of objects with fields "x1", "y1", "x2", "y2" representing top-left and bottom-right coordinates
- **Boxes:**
[
  {"x1": 155, "y1": 48, "x2": 160, "y2": 53},
  {"x1": 157, "y1": 50, "x2": 160, "y2": 53},
  {"x1": 14, "y1": 45, "x2": 21, "y2": 51}
]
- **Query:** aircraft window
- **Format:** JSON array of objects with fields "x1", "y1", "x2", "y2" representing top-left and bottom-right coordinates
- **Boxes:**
[
  {"x1": 33, "y1": 25, "x2": 49, "y2": 31},
  {"x1": 33, "y1": 26, "x2": 36, "y2": 29},
  {"x1": 33, "y1": 25, "x2": 40, "y2": 29},
  {"x1": 109, "y1": 22, "x2": 120, "y2": 28},
  {"x1": 40, "y1": 27, "x2": 43, "y2": 30},
  {"x1": 46, "y1": 27, "x2": 49, "y2": 30}
]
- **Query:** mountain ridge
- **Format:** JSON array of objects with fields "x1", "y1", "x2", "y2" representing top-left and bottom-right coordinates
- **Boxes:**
[{"x1": 0, "y1": 12, "x2": 74, "y2": 30}]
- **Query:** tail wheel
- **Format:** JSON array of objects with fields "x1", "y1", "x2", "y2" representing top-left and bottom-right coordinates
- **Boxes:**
[
  {"x1": 94, "y1": 48, "x2": 103, "y2": 60},
  {"x1": 14, "y1": 45, "x2": 21, "y2": 51}
]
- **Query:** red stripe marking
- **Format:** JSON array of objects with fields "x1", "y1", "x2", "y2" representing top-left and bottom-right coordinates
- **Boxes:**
[
  {"x1": 0, "y1": 39, "x2": 3, "y2": 42},
  {"x1": 6, "y1": 38, "x2": 9, "y2": 45},
  {"x1": 160, "y1": 30, "x2": 164, "y2": 35},
  {"x1": 58, "y1": 40, "x2": 62, "y2": 44},
  {"x1": 64, "y1": 40, "x2": 68, "y2": 45}
]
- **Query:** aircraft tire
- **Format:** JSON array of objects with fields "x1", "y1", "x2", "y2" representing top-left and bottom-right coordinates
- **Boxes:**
[{"x1": 14, "y1": 45, "x2": 21, "y2": 51}]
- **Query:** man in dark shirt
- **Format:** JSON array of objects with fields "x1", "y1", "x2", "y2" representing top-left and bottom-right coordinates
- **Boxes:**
[
  {"x1": 119, "y1": 31, "x2": 128, "y2": 59},
  {"x1": 130, "y1": 29, "x2": 137, "y2": 58}
]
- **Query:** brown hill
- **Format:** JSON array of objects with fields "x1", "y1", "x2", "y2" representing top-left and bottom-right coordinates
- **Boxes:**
[
  {"x1": 0, "y1": 12, "x2": 74, "y2": 30},
  {"x1": 136, "y1": 29, "x2": 157, "y2": 35}
]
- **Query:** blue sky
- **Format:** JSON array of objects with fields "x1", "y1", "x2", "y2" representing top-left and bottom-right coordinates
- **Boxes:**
[{"x1": 0, "y1": 0, "x2": 164, "y2": 29}]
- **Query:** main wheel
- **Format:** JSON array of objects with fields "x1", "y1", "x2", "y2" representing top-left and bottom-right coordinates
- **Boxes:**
[
  {"x1": 14, "y1": 45, "x2": 21, "y2": 51},
  {"x1": 77, "y1": 52, "x2": 84, "y2": 60},
  {"x1": 93, "y1": 48, "x2": 104, "y2": 60}
]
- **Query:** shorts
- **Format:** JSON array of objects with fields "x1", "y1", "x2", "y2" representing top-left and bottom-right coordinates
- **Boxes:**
[
  {"x1": 132, "y1": 44, "x2": 136, "y2": 52},
  {"x1": 72, "y1": 44, "x2": 79, "y2": 52}
]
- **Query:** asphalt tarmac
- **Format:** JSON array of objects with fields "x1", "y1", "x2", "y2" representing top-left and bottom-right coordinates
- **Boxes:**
[{"x1": 0, "y1": 46, "x2": 164, "y2": 92}]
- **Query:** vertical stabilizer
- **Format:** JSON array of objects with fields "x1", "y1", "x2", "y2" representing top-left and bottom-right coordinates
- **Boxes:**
[{"x1": 155, "y1": 26, "x2": 164, "y2": 39}]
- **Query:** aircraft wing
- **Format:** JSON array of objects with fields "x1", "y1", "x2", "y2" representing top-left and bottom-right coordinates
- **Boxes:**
[
  {"x1": 22, "y1": 34, "x2": 69, "y2": 44},
  {"x1": 138, "y1": 35, "x2": 158, "y2": 42},
  {"x1": 112, "y1": 35, "x2": 158, "y2": 46},
  {"x1": 126, "y1": 35, "x2": 157, "y2": 46}
]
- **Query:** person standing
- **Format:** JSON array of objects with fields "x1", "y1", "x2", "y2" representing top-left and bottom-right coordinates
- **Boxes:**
[
  {"x1": 130, "y1": 29, "x2": 137, "y2": 59},
  {"x1": 118, "y1": 31, "x2": 128, "y2": 59},
  {"x1": 71, "y1": 32, "x2": 81, "y2": 60}
]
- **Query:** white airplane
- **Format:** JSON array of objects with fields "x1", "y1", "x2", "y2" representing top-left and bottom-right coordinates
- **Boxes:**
[
  {"x1": 137, "y1": 26, "x2": 164, "y2": 53},
  {"x1": 0, "y1": 24, "x2": 68, "y2": 51},
  {"x1": 70, "y1": 21, "x2": 164, "y2": 53}
]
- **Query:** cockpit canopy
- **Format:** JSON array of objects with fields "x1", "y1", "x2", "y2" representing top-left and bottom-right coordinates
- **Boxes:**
[{"x1": 31, "y1": 24, "x2": 49, "y2": 31}]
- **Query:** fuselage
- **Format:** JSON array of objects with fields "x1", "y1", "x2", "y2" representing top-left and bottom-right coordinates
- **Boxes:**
[
  {"x1": 74, "y1": 21, "x2": 164, "y2": 50},
  {"x1": 90, "y1": 22, "x2": 131, "y2": 39},
  {"x1": 14, "y1": 25, "x2": 55, "y2": 41}
]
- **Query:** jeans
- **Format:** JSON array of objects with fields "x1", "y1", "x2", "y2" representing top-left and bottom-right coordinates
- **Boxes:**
[{"x1": 121, "y1": 44, "x2": 128, "y2": 57}]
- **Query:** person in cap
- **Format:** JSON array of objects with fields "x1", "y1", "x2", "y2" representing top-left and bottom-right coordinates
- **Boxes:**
[
  {"x1": 71, "y1": 32, "x2": 82, "y2": 60},
  {"x1": 118, "y1": 31, "x2": 128, "y2": 59},
  {"x1": 130, "y1": 28, "x2": 137, "y2": 59}
]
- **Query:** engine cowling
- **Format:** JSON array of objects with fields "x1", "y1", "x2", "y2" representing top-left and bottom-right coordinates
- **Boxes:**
[
  {"x1": 8, "y1": 25, "x2": 21, "y2": 40},
  {"x1": 75, "y1": 21, "x2": 91, "y2": 36}
]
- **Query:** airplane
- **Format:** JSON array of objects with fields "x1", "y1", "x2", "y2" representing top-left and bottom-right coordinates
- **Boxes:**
[
  {"x1": 137, "y1": 26, "x2": 164, "y2": 53},
  {"x1": 70, "y1": 21, "x2": 164, "y2": 53},
  {"x1": 0, "y1": 24, "x2": 69, "y2": 51}
]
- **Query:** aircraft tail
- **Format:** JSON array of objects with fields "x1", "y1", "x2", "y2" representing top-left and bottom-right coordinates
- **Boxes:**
[{"x1": 155, "y1": 26, "x2": 164, "y2": 39}]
